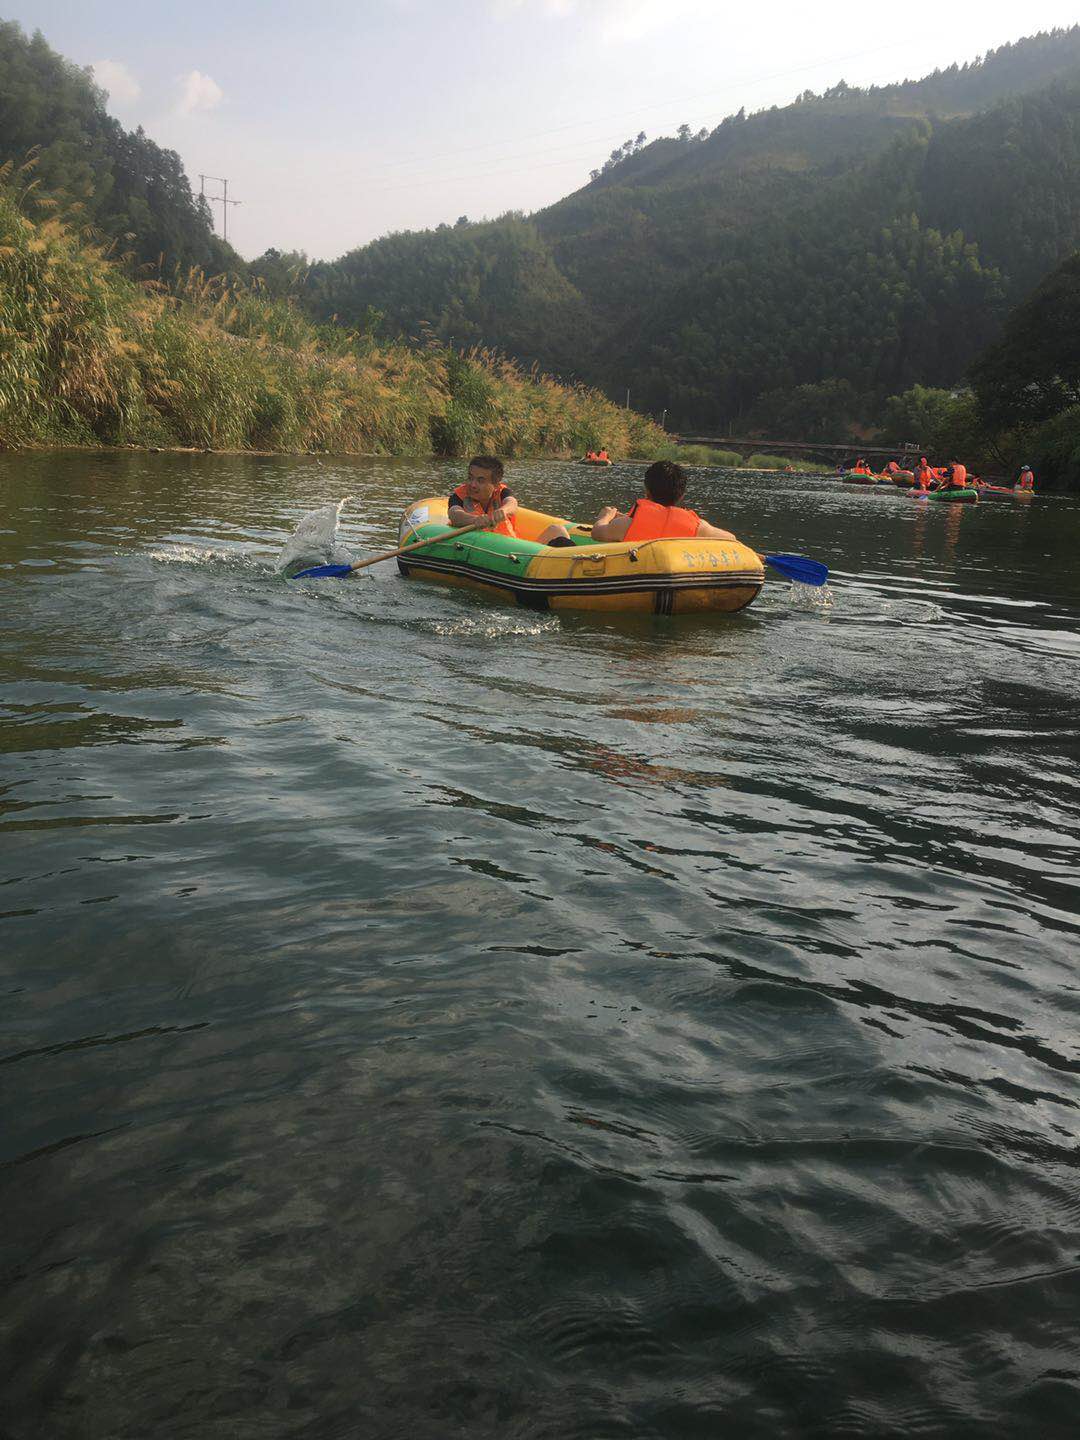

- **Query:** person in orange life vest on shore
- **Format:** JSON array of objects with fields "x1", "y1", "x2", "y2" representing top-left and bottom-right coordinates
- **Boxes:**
[
  {"x1": 590, "y1": 460, "x2": 736, "y2": 544},
  {"x1": 448, "y1": 455, "x2": 575, "y2": 547},
  {"x1": 1016, "y1": 464, "x2": 1035, "y2": 491}
]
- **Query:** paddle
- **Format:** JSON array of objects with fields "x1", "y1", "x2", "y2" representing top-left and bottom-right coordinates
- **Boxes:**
[
  {"x1": 760, "y1": 553, "x2": 829, "y2": 587},
  {"x1": 289, "y1": 521, "x2": 484, "y2": 580}
]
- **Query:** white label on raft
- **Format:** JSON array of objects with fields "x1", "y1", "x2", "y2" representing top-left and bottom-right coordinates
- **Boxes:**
[
  {"x1": 683, "y1": 550, "x2": 734, "y2": 569},
  {"x1": 406, "y1": 506, "x2": 430, "y2": 527}
]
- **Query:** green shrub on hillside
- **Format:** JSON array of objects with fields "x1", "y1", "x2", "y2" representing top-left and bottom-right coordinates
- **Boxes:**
[
  {"x1": 674, "y1": 445, "x2": 744, "y2": 467},
  {"x1": 744, "y1": 453, "x2": 819, "y2": 471}
]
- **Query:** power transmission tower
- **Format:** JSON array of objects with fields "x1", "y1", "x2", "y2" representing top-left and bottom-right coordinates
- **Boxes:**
[{"x1": 199, "y1": 174, "x2": 241, "y2": 244}]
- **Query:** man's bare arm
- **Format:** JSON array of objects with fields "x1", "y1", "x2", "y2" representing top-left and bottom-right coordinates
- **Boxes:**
[
  {"x1": 696, "y1": 520, "x2": 736, "y2": 540},
  {"x1": 591, "y1": 506, "x2": 631, "y2": 542}
]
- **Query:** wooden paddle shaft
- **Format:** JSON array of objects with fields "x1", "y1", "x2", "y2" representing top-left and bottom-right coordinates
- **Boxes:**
[{"x1": 347, "y1": 520, "x2": 484, "y2": 574}]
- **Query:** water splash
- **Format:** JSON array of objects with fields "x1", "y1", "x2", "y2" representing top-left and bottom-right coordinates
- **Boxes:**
[
  {"x1": 147, "y1": 545, "x2": 263, "y2": 572},
  {"x1": 275, "y1": 497, "x2": 355, "y2": 575},
  {"x1": 789, "y1": 580, "x2": 834, "y2": 610},
  {"x1": 426, "y1": 614, "x2": 560, "y2": 638}
]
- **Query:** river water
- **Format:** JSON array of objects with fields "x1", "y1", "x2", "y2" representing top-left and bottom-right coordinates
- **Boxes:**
[{"x1": 2, "y1": 452, "x2": 1079, "y2": 1439}]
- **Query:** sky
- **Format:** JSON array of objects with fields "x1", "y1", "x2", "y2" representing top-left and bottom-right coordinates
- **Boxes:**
[{"x1": 7, "y1": 0, "x2": 1080, "y2": 260}]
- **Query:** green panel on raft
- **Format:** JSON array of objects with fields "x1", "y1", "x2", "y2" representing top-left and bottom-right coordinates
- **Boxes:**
[{"x1": 405, "y1": 523, "x2": 593, "y2": 582}]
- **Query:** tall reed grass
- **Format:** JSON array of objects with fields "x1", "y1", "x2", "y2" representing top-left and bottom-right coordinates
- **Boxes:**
[{"x1": 0, "y1": 176, "x2": 667, "y2": 459}]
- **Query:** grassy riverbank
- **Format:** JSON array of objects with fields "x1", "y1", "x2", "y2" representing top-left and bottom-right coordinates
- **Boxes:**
[
  {"x1": 675, "y1": 444, "x2": 822, "y2": 471},
  {"x1": 0, "y1": 181, "x2": 665, "y2": 459}
]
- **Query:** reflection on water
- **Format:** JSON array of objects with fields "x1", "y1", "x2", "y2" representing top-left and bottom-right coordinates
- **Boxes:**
[{"x1": 2, "y1": 452, "x2": 1080, "y2": 1439}]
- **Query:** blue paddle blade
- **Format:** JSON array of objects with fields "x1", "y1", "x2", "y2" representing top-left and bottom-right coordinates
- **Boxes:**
[
  {"x1": 289, "y1": 562, "x2": 354, "y2": 579},
  {"x1": 763, "y1": 553, "x2": 829, "y2": 586}
]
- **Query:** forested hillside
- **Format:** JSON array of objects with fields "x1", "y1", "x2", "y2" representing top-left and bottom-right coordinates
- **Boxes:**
[
  {"x1": 298, "y1": 26, "x2": 1080, "y2": 429},
  {"x1": 0, "y1": 20, "x2": 237, "y2": 277},
  {"x1": 306, "y1": 215, "x2": 592, "y2": 380}
]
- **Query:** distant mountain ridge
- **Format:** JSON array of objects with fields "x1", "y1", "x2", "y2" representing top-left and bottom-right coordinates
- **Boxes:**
[{"x1": 298, "y1": 25, "x2": 1080, "y2": 427}]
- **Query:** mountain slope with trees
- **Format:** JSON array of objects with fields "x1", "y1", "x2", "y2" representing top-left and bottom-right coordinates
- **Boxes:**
[{"x1": 298, "y1": 27, "x2": 1080, "y2": 430}]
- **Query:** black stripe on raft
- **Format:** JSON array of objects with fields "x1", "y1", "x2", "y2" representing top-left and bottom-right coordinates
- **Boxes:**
[{"x1": 400, "y1": 555, "x2": 763, "y2": 597}]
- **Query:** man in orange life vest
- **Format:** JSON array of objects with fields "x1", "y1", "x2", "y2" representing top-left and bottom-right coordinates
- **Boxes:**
[
  {"x1": 1016, "y1": 464, "x2": 1035, "y2": 491},
  {"x1": 448, "y1": 455, "x2": 574, "y2": 546},
  {"x1": 590, "y1": 460, "x2": 736, "y2": 544},
  {"x1": 946, "y1": 459, "x2": 968, "y2": 489}
]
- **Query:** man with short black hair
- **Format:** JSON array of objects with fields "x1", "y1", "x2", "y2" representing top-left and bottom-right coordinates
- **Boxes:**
[{"x1": 448, "y1": 456, "x2": 574, "y2": 546}]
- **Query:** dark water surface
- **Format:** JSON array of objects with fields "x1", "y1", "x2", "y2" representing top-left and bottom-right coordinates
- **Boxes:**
[{"x1": 3, "y1": 452, "x2": 1080, "y2": 1439}]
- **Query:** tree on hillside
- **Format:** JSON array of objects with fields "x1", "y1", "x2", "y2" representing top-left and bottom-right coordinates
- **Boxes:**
[
  {"x1": 0, "y1": 20, "x2": 239, "y2": 278},
  {"x1": 970, "y1": 250, "x2": 1080, "y2": 426},
  {"x1": 250, "y1": 247, "x2": 311, "y2": 296},
  {"x1": 879, "y1": 385, "x2": 984, "y2": 458},
  {"x1": 750, "y1": 379, "x2": 859, "y2": 440}
]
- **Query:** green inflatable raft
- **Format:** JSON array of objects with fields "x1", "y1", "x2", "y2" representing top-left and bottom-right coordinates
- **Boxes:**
[{"x1": 929, "y1": 487, "x2": 979, "y2": 504}]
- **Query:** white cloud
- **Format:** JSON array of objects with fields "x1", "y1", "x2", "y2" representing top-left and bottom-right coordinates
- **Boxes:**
[
  {"x1": 91, "y1": 59, "x2": 141, "y2": 107},
  {"x1": 490, "y1": 0, "x2": 708, "y2": 38},
  {"x1": 490, "y1": 0, "x2": 576, "y2": 17},
  {"x1": 176, "y1": 70, "x2": 224, "y2": 117},
  {"x1": 596, "y1": 0, "x2": 711, "y2": 43}
]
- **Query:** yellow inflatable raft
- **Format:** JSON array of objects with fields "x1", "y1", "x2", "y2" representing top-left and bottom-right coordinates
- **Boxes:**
[{"x1": 396, "y1": 497, "x2": 764, "y2": 615}]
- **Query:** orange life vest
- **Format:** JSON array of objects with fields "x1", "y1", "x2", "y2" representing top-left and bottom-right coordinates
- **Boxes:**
[
  {"x1": 949, "y1": 463, "x2": 967, "y2": 488},
  {"x1": 1018, "y1": 469, "x2": 1034, "y2": 490},
  {"x1": 623, "y1": 497, "x2": 702, "y2": 542},
  {"x1": 452, "y1": 481, "x2": 517, "y2": 537},
  {"x1": 598, "y1": 450, "x2": 609, "y2": 461}
]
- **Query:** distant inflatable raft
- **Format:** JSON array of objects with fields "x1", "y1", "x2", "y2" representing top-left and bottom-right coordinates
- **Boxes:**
[{"x1": 396, "y1": 497, "x2": 764, "y2": 614}]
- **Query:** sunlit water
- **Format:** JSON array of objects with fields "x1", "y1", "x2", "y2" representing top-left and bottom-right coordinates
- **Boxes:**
[{"x1": 2, "y1": 452, "x2": 1079, "y2": 1439}]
